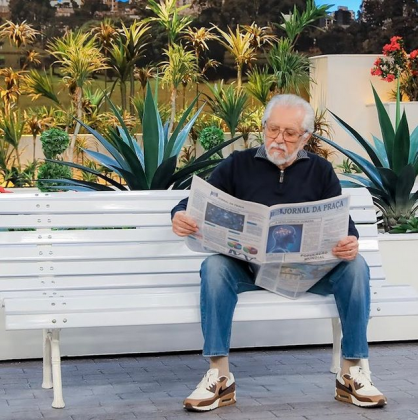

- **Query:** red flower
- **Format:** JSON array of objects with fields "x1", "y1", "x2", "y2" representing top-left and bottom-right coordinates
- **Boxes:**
[
  {"x1": 385, "y1": 74, "x2": 395, "y2": 82},
  {"x1": 374, "y1": 58, "x2": 381, "y2": 66},
  {"x1": 410, "y1": 50, "x2": 418, "y2": 59},
  {"x1": 390, "y1": 36, "x2": 402, "y2": 44}
]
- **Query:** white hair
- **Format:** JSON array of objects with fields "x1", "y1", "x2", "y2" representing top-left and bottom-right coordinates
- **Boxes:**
[{"x1": 262, "y1": 94, "x2": 315, "y2": 134}]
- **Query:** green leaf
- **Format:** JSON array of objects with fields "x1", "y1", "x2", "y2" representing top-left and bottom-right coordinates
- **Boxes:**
[
  {"x1": 371, "y1": 84, "x2": 395, "y2": 167},
  {"x1": 392, "y1": 112, "x2": 410, "y2": 175},
  {"x1": 314, "y1": 134, "x2": 387, "y2": 192},
  {"x1": 75, "y1": 119, "x2": 131, "y2": 173},
  {"x1": 329, "y1": 111, "x2": 385, "y2": 168},
  {"x1": 395, "y1": 165, "x2": 416, "y2": 209},
  {"x1": 150, "y1": 155, "x2": 177, "y2": 189},
  {"x1": 164, "y1": 96, "x2": 200, "y2": 159},
  {"x1": 142, "y1": 84, "x2": 163, "y2": 181},
  {"x1": 45, "y1": 159, "x2": 127, "y2": 190}
]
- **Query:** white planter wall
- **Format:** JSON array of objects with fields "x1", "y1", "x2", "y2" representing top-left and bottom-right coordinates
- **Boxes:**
[{"x1": 309, "y1": 55, "x2": 400, "y2": 166}]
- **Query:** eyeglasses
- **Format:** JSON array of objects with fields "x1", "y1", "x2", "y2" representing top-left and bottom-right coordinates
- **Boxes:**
[{"x1": 264, "y1": 124, "x2": 307, "y2": 143}]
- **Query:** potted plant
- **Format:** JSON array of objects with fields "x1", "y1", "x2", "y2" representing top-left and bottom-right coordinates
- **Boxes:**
[{"x1": 315, "y1": 85, "x2": 418, "y2": 233}]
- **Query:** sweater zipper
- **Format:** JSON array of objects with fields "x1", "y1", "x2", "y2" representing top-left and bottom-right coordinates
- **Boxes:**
[{"x1": 279, "y1": 169, "x2": 284, "y2": 183}]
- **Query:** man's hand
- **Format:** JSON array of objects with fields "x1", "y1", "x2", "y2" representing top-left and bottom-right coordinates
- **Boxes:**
[
  {"x1": 332, "y1": 235, "x2": 359, "y2": 261},
  {"x1": 172, "y1": 211, "x2": 199, "y2": 237}
]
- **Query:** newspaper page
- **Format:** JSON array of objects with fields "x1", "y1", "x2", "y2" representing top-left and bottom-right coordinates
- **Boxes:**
[
  {"x1": 185, "y1": 176, "x2": 269, "y2": 264},
  {"x1": 184, "y1": 176, "x2": 350, "y2": 299},
  {"x1": 258, "y1": 196, "x2": 350, "y2": 298}
]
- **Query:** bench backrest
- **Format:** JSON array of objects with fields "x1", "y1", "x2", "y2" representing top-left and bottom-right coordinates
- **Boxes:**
[{"x1": 0, "y1": 188, "x2": 384, "y2": 296}]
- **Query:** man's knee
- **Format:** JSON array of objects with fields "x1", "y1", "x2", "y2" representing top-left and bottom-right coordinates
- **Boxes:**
[
  {"x1": 200, "y1": 255, "x2": 235, "y2": 293},
  {"x1": 339, "y1": 255, "x2": 370, "y2": 294}
]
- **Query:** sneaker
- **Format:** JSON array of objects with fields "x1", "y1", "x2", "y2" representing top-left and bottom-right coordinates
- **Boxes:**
[
  {"x1": 183, "y1": 368, "x2": 236, "y2": 412},
  {"x1": 335, "y1": 366, "x2": 387, "y2": 408}
]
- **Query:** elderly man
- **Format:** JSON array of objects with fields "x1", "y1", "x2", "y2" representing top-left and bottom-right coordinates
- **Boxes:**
[{"x1": 171, "y1": 94, "x2": 387, "y2": 411}]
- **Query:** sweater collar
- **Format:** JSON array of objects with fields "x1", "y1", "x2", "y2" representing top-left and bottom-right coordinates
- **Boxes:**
[{"x1": 255, "y1": 144, "x2": 310, "y2": 163}]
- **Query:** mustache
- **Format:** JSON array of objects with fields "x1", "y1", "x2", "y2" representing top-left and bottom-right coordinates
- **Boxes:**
[{"x1": 267, "y1": 143, "x2": 287, "y2": 152}]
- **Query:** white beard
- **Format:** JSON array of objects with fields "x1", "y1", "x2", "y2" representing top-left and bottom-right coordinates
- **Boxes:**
[{"x1": 266, "y1": 143, "x2": 299, "y2": 167}]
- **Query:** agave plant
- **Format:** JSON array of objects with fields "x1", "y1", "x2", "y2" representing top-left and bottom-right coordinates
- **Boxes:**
[
  {"x1": 315, "y1": 86, "x2": 418, "y2": 232},
  {"x1": 42, "y1": 84, "x2": 241, "y2": 191}
]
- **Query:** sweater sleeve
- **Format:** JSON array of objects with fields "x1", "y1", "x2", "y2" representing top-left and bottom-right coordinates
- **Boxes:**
[
  {"x1": 322, "y1": 161, "x2": 359, "y2": 239},
  {"x1": 170, "y1": 153, "x2": 237, "y2": 219}
]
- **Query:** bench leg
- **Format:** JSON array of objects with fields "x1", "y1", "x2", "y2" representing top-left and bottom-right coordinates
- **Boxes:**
[
  {"x1": 50, "y1": 329, "x2": 65, "y2": 409},
  {"x1": 42, "y1": 329, "x2": 53, "y2": 389},
  {"x1": 330, "y1": 318, "x2": 342, "y2": 374}
]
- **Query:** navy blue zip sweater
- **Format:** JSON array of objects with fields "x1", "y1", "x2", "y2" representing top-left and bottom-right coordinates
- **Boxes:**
[{"x1": 171, "y1": 146, "x2": 359, "y2": 238}]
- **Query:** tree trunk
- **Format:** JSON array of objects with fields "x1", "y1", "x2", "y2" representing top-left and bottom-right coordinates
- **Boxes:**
[
  {"x1": 237, "y1": 65, "x2": 242, "y2": 90},
  {"x1": 120, "y1": 81, "x2": 127, "y2": 111},
  {"x1": 168, "y1": 87, "x2": 177, "y2": 135},
  {"x1": 69, "y1": 87, "x2": 83, "y2": 164}
]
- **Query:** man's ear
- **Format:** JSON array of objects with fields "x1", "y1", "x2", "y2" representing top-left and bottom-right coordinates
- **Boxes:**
[{"x1": 300, "y1": 133, "x2": 311, "y2": 148}]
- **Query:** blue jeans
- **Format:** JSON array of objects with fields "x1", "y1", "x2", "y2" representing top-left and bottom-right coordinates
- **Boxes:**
[{"x1": 200, "y1": 254, "x2": 370, "y2": 359}]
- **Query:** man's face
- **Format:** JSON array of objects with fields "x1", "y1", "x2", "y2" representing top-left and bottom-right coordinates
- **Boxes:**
[{"x1": 264, "y1": 105, "x2": 309, "y2": 167}]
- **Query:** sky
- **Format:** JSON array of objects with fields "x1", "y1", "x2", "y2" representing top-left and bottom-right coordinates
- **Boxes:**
[{"x1": 316, "y1": 0, "x2": 362, "y2": 12}]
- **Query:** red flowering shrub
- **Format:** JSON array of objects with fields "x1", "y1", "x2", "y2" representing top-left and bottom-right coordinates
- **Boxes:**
[{"x1": 371, "y1": 36, "x2": 418, "y2": 101}]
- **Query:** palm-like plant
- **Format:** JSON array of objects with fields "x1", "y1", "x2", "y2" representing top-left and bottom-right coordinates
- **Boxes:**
[
  {"x1": 118, "y1": 21, "x2": 151, "y2": 111},
  {"x1": 214, "y1": 25, "x2": 257, "y2": 90},
  {"x1": 0, "y1": 20, "x2": 39, "y2": 48},
  {"x1": 0, "y1": 68, "x2": 25, "y2": 115},
  {"x1": 246, "y1": 66, "x2": 275, "y2": 106},
  {"x1": 242, "y1": 23, "x2": 277, "y2": 50},
  {"x1": 184, "y1": 26, "x2": 219, "y2": 99},
  {"x1": 47, "y1": 30, "x2": 109, "y2": 162},
  {"x1": 0, "y1": 110, "x2": 25, "y2": 171},
  {"x1": 24, "y1": 109, "x2": 54, "y2": 165},
  {"x1": 90, "y1": 18, "x2": 118, "y2": 93},
  {"x1": 275, "y1": 0, "x2": 331, "y2": 47},
  {"x1": 267, "y1": 38, "x2": 311, "y2": 95},
  {"x1": 316, "y1": 86, "x2": 418, "y2": 231},
  {"x1": 22, "y1": 69, "x2": 60, "y2": 105},
  {"x1": 22, "y1": 49, "x2": 41, "y2": 70},
  {"x1": 146, "y1": 0, "x2": 193, "y2": 46},
  {"x1": 160, "y1": 43, "x2": 199, "y2": 133},
  {"x1": 42, "y1": 85, "x2": 241, "y2": 191},
  {"x1": 204, "y1": 81, "x2": 248, "y2": 139}
]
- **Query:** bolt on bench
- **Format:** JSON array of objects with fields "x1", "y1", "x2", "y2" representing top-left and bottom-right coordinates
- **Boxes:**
[{"x1": 1, "y1": 189, "x2": 417, "y2": 408}]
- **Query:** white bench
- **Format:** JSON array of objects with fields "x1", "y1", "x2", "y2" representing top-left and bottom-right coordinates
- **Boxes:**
[{"x1": 1, "y1": 188, "x2": 417, "y2": 409}]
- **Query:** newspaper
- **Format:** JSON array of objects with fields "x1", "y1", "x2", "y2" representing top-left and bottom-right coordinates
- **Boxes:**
[{"x1": 185, "y1": 176, "x2": 350, "y2": 299}]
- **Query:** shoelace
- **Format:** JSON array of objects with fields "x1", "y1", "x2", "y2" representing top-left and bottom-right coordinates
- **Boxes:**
[
  {"x1": 196, "y1": 369, "x2": 218, "y2": 390},
  {"x1": 350, "y1": 367, "x2": 373, "y2": 389}
]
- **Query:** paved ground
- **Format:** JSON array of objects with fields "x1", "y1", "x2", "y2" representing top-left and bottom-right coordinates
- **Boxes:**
[{"x1": 0, "y1": 342, "x2": 417, "y2": 420}]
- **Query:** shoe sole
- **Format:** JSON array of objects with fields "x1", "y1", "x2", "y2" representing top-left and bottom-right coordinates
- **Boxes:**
[
  {"x1": 184, "y1": 391, "x2": 236, "y2": 412},
  {"x1": 335, "y1": 388, "x2": 386, "y2": 408}
]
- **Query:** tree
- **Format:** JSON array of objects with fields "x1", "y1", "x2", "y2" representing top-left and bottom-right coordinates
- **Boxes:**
[
  {"x1": 9, "y1": 0, "x2": 55, "y2": 28},
  {"x1": 47, "y1": 31, "x2": 108, "y2": 162}
]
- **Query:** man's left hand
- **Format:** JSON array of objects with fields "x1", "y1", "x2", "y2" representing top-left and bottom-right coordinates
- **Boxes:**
[{"x1": 332, "y1": 235, "x2": 359, "y2": 261}]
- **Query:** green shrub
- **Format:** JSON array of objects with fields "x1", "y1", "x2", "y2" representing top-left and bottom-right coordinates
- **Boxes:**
[
  {"x1": 198, "y1": 126, "x2": 225, "y2": 151},
  {"x1": 37, "y1": 162, "x2": 72, "y2": 192},
  {"x1": 40, "y1": 128, "x2": 70, "y2": 159}
]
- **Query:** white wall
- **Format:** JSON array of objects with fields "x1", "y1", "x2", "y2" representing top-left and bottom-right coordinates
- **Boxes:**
[{"x1": 309, "y1": 55, "x2": 403, "y2": 166}]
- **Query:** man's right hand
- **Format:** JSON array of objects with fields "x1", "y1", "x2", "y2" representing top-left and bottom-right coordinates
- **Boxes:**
[{"x1": 172, "y1": 211, "x2": 199, "y2": 237}]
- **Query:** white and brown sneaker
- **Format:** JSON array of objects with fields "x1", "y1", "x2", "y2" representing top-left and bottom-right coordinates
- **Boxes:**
[
  {"x1": 183, "y1": 368, "x2": 236, "y2": 412},
  {"x1": 335, "y1": 366, "x2": 387, "y2": 408}
]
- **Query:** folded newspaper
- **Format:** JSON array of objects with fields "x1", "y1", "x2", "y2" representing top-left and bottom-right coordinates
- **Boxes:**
[{"x1": 185, "y1": 176, "x2": 350, "y2": 299}]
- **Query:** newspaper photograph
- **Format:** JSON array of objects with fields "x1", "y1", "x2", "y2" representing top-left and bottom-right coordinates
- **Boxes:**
[{"x1": 185, "y1": 176, "x2": 350, "y2": 299}]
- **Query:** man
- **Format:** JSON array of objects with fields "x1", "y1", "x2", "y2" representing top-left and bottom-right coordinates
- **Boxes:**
[{"x1": 171, "y1": 94, "x2": 387, "y2": 412}]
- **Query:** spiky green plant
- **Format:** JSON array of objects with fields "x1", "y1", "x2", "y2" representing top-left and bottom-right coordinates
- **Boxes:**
[
  {"x1": 316, "y1": 85, "x2": 418, "y2": 232},
  {"x1": 41, "y1": 85, "x2": 242, "y2": 191},
  {"x1": 267, "y1": 38, "x2": 311, "y2": 95},
  {"x1": 246, "y1": 67, "x2": 275, "y2": 106},
  {"x1": 204, "y1": 81, "x2": 248, "y2": 138}
]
